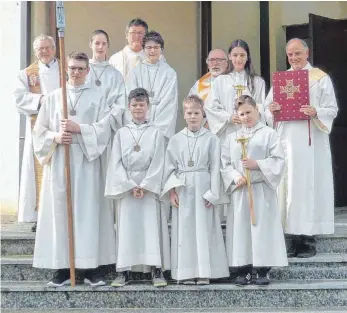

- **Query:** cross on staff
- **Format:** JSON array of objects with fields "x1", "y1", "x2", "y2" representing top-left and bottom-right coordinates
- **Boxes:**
[
  {"x1": 236, "y1": 136, "x2": 256, "y2": 226},
  {"x1": 234, "y1": 85, "x2": 246, "y2": 98}
]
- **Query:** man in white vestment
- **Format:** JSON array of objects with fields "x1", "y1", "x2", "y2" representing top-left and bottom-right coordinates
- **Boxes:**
[
  {"x1": 13, "y1": 35, "x2": 60, "y2": 232},
  {"x1": 109, "y1": 18, "x2": 165, "y2": 80},
  {"x1": 32, "y1": 52, "x2": 116, "y2": 287},
  {"x1": 188, "y1": 49, "x2": 229, "y2": 129},
  {"x1": 265, "y1": 38, "x2": 338, "y2": 258}
]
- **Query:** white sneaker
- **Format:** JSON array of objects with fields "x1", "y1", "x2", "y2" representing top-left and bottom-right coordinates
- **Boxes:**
[
  {"x1": 182, "y1": 279, "x2": 196, "y2": 285},
  {"x1": 111, "y1": 271, "x2": 128, "y2": 287},
  {"x1": 196, "y1": 278, "x2": 210, "y2": 285}
]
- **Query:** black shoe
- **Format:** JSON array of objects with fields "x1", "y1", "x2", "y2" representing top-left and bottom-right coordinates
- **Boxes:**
[
  {"x1": 47, "y1": 269, "x2": 70, "y2": 287},
  {"x1": 285, "y1": 235, "x2": 300, "y2": 258},
  {"x1": 255, "y1": 272, "x2": 270, "y2": 286},
  {"x1": 84, "y1": 267, "x2": 106, "y2": 286},
  {"x1": 255, "y1": 267, "x2": 271, "y2": 286},
  {"x1": 234, "y1": 272, "x2": 252, "y2": 286},
  {"x1": 297, "y1": 245, "x2": 317, "y2": 258},
  {"x1": 31, "y1": 222, "x2": 37, "y2": 232},
  {"x1": 297, "y1": 236, "x2": 317, "y2": 258},
  {"x1": 151, "y1": 267, "x2": 167, "y2": 287}
]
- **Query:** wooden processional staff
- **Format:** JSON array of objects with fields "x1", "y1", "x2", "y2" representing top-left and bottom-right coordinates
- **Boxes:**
[{"x1": 56, "y1": 1, "x2": 76, "y2": 287}]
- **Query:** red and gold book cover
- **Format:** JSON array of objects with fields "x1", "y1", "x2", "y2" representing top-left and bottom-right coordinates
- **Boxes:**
[{"x1": 272, "y1": 70, "x2": 310, "y2": 122}]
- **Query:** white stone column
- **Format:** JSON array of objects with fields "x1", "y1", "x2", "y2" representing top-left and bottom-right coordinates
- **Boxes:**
[{"x1": 0, "y1": 2, "x2": 24, "y2": 219}]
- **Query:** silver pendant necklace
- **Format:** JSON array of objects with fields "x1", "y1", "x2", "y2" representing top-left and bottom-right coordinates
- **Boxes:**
[
  {"x1": 186, "y1": 128, "x2": 200, "y2": 167},
  {"x1": 126, "y1": 123, "x2": 148, "y2": 152},
  {"x1": 68, "y1": 89, "x2": 85, "y2": 116},
  {"x1": 90, "y1": 64, "x2": 109, "y2": 87},
  {"x1": 145, "y1": 62, "x2": 160, "y2": 98}
]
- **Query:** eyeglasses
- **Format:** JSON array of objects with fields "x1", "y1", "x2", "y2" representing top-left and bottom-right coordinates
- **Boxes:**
[
  {"x1": 68, "y1": 66, "x2": 87, "y2": 73},
  {"x1": 206, "y1": 58, "x2": 227, "y2": 63},
  {"x1": 144, "y1": 46, "x2": 161, "y2": 51},
  {"x1": 36, "y1": 46, "x2": 54, "y2": 52},
  {"x1": 128, "y1": 31, "x2": 145, "y2": 37}
]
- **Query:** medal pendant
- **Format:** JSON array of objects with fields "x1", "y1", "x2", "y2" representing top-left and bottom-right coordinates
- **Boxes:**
[
  {"x1": 188, "y1": 160, "x2": 194, "y2": 167},
  {"x1": 95, "y1": 79, "x2": 101, "y2": 86},
  {"x1": 134, "y1": 144, "x2": 141, "y2": 152},
  {"x1": 70, "y1": 109, "x2": 77, "y2": 116},
  {"x1": 149, "y1": 91, "x2": 155, "y2": 98}
]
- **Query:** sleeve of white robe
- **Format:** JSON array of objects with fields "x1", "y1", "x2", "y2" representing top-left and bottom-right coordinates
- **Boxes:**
[
  {"x1": 109, "y1": 71, "x2": 127, "y2": 131},
  {"x1": 253, "y1": 77, "x2": 266, "y2": 124},
  {"x1": 313, "y1": 75, "x2": 338, "y2": 133},
  {"x1": 153, "y1": 70, "x2": 178, "y2": 139},
  {"x1": 256, "y1": 130, "x2": 285, "y2": 190},
  {"x1": 264, "y1": 87, "x2": 275, "y2": 128},
  {"x1": 160, "y1": 138, "x2": 185, "y2": 201},
  {"x1": 220, "y1": 135, "x2": 243, "y2": 193},
  {"x1": 125, "y1": 68, "x2": 139, "y2": 95},
  {"x1": 139, "y1": 129, "x2": 165, "y2": 195},
  {"x1": 13, "y1": 71, "x2": 42, "y2": 115},
  {"x1": 205, "y1": 78, "x2": 233, "y2": 136},
  {"x1": 77, "y1": 96, "x2": 111, "y2": 162},
  {"x1": 32, "y1": 94, "x2": 59, "y2": 165},
  {"x1": 188, "y1": 80, "x2": 198, "y2": 96},
  {"x1": 202, "y1": 136, "x2": 221, "y2": 205},
  {"x1": 104, "y1": 130, "x2": 138, "y2": 199}
]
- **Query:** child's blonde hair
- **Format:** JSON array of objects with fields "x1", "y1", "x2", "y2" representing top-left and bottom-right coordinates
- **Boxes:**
[{"x1": 183, "y1": 95, "x2": 205, "y2": 116}]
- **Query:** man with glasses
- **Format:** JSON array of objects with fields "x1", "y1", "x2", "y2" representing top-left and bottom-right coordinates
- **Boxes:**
[
  {"x1": 32, "y1": 51, "x2": 117, "y2": 287},
  {"x1": 109, "y1": 18, "x2": 165, "y2": 80},
  {"x1": 13, "y1": 35, "x2": 60, "y2": 232},
  {"x1": 265, "y1": 38, "x2": 338, "y2": 258},
  {"x1": 189, "y1": 49, "x2": 229, "y2": 111},
  {"x1": 189, "y1": 49, "x2": 228, "y2": 129}
]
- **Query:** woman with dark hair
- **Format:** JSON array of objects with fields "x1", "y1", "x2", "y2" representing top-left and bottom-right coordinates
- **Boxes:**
[
  {"x1": 205, "y1": 39, "x2": 266, "y2": 145},
  {"x1": 126, "y1": 31, "x2": 178, "y2": 144}
]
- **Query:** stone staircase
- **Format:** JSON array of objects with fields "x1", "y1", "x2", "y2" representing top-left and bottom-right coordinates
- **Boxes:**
[{"x1": 1, "y1": 208, "x2": 347, "y2": 312}]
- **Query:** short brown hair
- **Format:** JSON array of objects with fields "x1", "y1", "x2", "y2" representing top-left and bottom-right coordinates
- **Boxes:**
[
  {"x1": 183, "y1": 95, "x2": 205, "y2": 116},
  {"x1": 68, "y1": 51, "x2": 89, "y2": 67},
  {"x1": 235, "y1": 95, "x2": 257, "y2": 111}
]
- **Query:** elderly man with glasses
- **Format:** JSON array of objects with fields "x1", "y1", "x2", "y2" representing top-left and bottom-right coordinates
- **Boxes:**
[
  {"x1": 188, "y1": 49, "x2": 229, "y2": 129},
  {"x1": 110, "y1": 18, "x2": 166, "y2": 80},
  {"x1": 13, "y1": 34, "x2": 60, "y2": 232}
]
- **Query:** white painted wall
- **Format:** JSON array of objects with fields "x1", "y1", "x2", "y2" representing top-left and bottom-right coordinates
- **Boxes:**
[{"x1": 0, "y1": 1, "x2": 22, "y2": 215}]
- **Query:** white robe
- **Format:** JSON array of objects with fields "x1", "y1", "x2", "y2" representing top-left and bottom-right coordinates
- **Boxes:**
[
  {"x1": 109, "y1": 45, "x2": 166, "y2": 80},
  {"x1": 221, "y1": 122, "x2": 288, "y2": 267},
  {"x1": 126, "y1": 60, "x2": 178, "y2": 141},
  {"x1": 188, "y1": 75, "x2": 216, "y2": 116},
  {"x1": 13, "y1": 59, "x2": 60, "y2": 222},
  {"x1": 205, "y1": 71, "x2": 266, "y2": 145},
  {"x1": 264, "y1": 63, "x2": 338, "y2": 236},
  {"x1": 87, "y1": 59, "x2": 126, "y2": 131},
  {"x1": 32, "y1": 82, "x2": 116, "y2": 269},
  {"x1": 105, "y1": 122, "x2": 170, "y2": 272},
  {"x1": 87, "y1": 59, "x2": 127, "y2": 227},
  {"x1": 161, "y1": 127, "x2": 229, "y2": 280}
]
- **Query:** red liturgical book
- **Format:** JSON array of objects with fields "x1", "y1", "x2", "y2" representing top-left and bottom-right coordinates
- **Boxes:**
[{"x1": 272, "y1": 70, "x2": 310, "y2": 122}]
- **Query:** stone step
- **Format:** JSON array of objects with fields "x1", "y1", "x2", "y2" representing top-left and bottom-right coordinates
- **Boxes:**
[
  {"x1": 2, "y1": 224, "x2": 347, "y2": 256},
  {"x1": 2, "y1": 280, "x2": 347, "y2": 309},
  {"x1": 2, "y1": 309, "x2": 347, "y2": 313},
  {"x1": 2, "y1": 253, "x2": 347, "y2": 282}
]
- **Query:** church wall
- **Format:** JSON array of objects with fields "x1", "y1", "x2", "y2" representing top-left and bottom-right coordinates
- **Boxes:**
[
  {"x1": 211, "y1": 1, "x2": 261, "y2": 77},
  {"x1": 269, "y1": 1, "x2": 346, "y2": 73}
]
